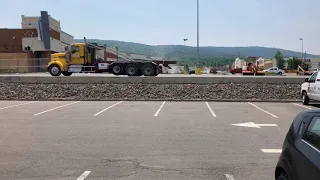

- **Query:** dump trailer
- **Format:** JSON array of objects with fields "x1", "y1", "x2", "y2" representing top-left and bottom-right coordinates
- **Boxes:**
[
  {"x1": 242, "y1": 62, "x2": 265, "y2": 76},
  {"x1": 47, "y1": 38, "x2": 160, "y2": 76}
]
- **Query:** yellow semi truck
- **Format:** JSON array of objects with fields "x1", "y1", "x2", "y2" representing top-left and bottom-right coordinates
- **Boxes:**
[{"x1": 47, "y1": 38, "x2": 160, "y2": 76}]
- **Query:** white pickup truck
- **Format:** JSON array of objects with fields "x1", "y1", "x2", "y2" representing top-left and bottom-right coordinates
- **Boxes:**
[
  {"x1": 301, "y1": 71, "x2": 320, "y2": 105},
  {"x1": 263, "y1": 67, "x2": 285, "y2": 75}
]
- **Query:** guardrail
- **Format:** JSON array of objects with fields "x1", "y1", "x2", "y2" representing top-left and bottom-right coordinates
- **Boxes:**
[{"x1": 0, "y1": 76, "x2": 307, "y2": 84}]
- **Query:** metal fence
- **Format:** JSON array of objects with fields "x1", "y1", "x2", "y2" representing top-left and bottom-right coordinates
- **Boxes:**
[{"x1": 0, "y1": 58, "x2": 50, "y2": 73}]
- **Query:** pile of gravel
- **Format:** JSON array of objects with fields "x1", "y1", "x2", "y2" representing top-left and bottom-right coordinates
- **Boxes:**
[{"x1": 0, "y1": 83, "x2": 301, "y2": 101}]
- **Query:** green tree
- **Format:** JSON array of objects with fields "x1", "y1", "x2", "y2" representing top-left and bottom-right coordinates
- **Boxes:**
[
  {"x1": 292, "y1": 57, "x2": 302, "y2": 70},
  {"x1": 302, "y1": 62, "x2": 312, "y2": 70},
  {"x1": 287, "y1": 58, "x2": 293, "y2": 70},
  {"x1": 274, "y1": 51, "x2": 285, "y2": 69},
  {"x1": 287, "y1": 57, "x2": 302, "y2": 70}
]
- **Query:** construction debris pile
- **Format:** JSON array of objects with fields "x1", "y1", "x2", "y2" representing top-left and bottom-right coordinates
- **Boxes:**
[{"x1": 0, "y1": 83, "x2": 300, "y2": 101}]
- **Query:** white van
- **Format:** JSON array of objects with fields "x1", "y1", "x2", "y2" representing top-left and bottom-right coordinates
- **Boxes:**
[{"x1": 301, "y1": 71, "x2": 320, "y2": 105}]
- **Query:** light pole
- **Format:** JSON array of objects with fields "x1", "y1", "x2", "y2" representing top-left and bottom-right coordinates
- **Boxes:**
[
  {"x1": 195, "y1": 0, "x2": 201, "y2": 75},
  {"x1": 299, "y1": 38, "x2": 304, "y2": 61},
  {"x1": 183, "y1": 38, "x2": 188, "y2": 46},
  {"x1": 197, "y1": 0, "x2": 199, "y2": 66}
]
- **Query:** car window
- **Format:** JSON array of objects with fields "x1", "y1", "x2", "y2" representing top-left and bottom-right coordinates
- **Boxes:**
[
  {"x1": 309, "y1": 72, "x2": 318, "y2": 82},
  {"x1": 303, "y1": 116, "x2": 320, "y2": 151}
]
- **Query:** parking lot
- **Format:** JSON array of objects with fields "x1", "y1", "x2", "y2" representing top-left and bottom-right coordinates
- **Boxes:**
[{"x1": 0, "y1": 100, "x2": 317, "y2": 180}]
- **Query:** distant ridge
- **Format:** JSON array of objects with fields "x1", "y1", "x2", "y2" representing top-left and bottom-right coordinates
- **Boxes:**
[{"x1": 74, "y1": 39, "x2": 319, "y2": 59}]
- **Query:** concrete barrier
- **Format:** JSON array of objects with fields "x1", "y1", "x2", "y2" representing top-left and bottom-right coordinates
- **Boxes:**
[{"x1": 0, "y1": 75, "x2": 307, "y2": 84}]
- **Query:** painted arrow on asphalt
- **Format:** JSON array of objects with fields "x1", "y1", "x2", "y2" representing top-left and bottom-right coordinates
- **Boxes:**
[{"x1": 231, "y1": 122, "x2": 278, "y2": 128}]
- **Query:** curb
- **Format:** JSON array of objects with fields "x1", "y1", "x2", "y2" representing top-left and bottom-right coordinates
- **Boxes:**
[{"x1": 0, "y1": 99, "x2": 301, "y2": 102}]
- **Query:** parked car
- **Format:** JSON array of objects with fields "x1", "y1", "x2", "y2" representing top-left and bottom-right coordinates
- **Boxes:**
[
  {"x1": 263, "y1": 67, "x2": 285, "y2": 75},
  {"x1": 189, "y1": 69, "x2": 195, "y2": 74},
  {"x1": 275, "y1": 110, "x2": 320, "y2": 180},
  {"x1": 301, "y1": 71, "x2": 320, "y2": 105}
]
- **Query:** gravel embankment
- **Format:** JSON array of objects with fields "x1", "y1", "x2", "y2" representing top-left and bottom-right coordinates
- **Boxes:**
[{"x1": 0, "y1": 83, "x2": 301, "y2": 101}]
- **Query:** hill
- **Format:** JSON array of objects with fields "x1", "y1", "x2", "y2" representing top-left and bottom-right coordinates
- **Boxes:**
[
  {"x1": 75, "y1": 39, "x2": 319, "y2": 58},
  {"x1": 74, "y1": 39, "x2": 319, "y2": 67}
]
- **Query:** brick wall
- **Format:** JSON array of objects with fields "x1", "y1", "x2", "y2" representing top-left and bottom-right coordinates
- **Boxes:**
[
  {"x1": 0, "y1": 28, "x2": 61, "y2": 53},
  {"x1": 0, "y1": 53, "x2": 28, "y2": 73}
]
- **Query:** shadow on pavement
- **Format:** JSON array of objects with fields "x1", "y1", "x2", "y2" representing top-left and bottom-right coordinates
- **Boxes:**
[{"x1": 308, "y1": 103, "x2": 320, "y2": 108}]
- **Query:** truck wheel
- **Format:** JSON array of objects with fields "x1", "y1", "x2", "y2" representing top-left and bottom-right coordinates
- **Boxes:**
[
  {"x1": 49, "y1": 64, "x2": 61, "y2": 76},
  {"x1": 277, "y1": 173, "x2": 288, "y2": 180},
  {"x1": 141, "y1": 64, "x2": 155, "y2": 76},
  {"x1": 111, "y1": 64, "x2": 124, "y2": 75},
  {"x1": 125, "y1": 64, "x2": 139, "y2": 76},
  {"x1": 278, "y1": 72, "x2": 282, "y2": 76},
  {"x1": 302, "y1": 91, "x2": 309, "y2": 105},
  {"x1": 62, "y1": 72, "x2": 72, "y2": 76}
]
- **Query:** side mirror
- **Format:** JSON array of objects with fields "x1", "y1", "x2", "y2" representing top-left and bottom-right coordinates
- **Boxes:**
[{"x1": 305, "y1": 78, "x2": 309, "y2": 82}]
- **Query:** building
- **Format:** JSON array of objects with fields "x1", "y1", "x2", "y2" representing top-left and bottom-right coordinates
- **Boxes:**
[
  {"x1": 0, "y1": 11, "x2": 74, "y2": 73},
  {"x1": 234, "y1": 58, "x2": 246, "y2": 69}
]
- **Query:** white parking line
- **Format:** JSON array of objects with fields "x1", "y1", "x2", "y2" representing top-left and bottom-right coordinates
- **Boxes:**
[
  {"x1": 247, "y1": 102, "x2": 278, "y2": 118},
  {"x1": 292, "y1": 103, "x2": 312, "y2": 110},
  {"x1": 261, "y1": 149, "x2": 282, "y2": 153},
  {"x1": 76, "y1": 171, "x2": 91, "y2": 180},
  {"x1": 205, "y1": 102, "x2": 217, "y2": 117},
  {"x1": 94, "y1": 101, "x2": 123, "y2": 116},
  {"x1": 0, "y1": 101, "x2": 37, "y2": 110},
  {"x1": 34, "y1": 101, "x2": 80, "y2": 116},
  {"x1": 225, "y1": 174, "x2": 235, "y2": 180},
  {"x1": 154, "y1": 101, "x2": 166, "y2": 116}
]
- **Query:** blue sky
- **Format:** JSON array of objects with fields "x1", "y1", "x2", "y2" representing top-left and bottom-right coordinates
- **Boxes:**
[{"x1": 1, "y1": 0, "x2": 320, "y2": 54}]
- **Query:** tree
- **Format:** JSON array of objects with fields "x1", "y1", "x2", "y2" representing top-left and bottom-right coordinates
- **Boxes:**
[
  {"x1": 274, "y1": 51, "x2": 285, "y2": 69},
  {"x1": 292, "y1": 57, "x2": 302, "y2": 70},
  {"x1": 287, "y1": 58, "x2": 293, "y2": 70},
  {"x1": 287, "y1": 57, "x2": 302, "y2": 70}
]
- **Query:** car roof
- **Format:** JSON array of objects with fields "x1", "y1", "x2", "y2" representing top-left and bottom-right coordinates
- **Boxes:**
[
  {"x1": 292, "y1": 109, "x2": 320, "y2": 131},
  {"x1": 300, "y1": 109, "x2": 320, "y2": 115}
]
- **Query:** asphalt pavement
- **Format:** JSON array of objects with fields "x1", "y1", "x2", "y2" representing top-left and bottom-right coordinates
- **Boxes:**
[{"x1": 0, "y1": 101, "x2": 317, "y2": 180}]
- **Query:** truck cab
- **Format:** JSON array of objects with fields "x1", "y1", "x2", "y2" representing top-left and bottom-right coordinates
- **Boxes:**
[
  {"x1": 301, "y1": 71, "x2": 320, "y2": 105},
  {"x1": 48, "y1": 43, "x2": 93, "y2": 76}
]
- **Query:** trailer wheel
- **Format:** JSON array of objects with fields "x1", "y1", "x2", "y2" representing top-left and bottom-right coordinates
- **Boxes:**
[
  {"x1": 125, "y1": 64, "x2": 139, "y2": 76},
  {"x1": 48, "y1": 64, "x2": 61, "y2": 76},
  {"x1": 141, "y1": 64, "x2": 155, "y2": 76},
  {"x1": 111, "y1": 64, "x2": 124, "y2": 75},
  {"x1": 62, "y1": 72, "x2": 72, "y2": 76}
]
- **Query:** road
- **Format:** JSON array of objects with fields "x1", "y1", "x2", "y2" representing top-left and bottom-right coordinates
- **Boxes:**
[
  {"x1": 0, "y1": 72, "x2": 300, "y2": 77},
  {"x1": 0, "y1": 101, "x2": 317, "y2": 180}
]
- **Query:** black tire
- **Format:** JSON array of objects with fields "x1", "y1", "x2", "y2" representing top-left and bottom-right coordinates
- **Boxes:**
[
  {"x1": 141, "y1": 64, "x2": 155, "y2": 76},
  {"x1": 302, "y1": 91, "x2": 309, "y2": 105},
  {"x1": 277, "y1": 173, "x2": 288, "y2": 180},
  {"x1": 125, "y1": 64, "x2": 139, "y2": 76},
  {"x1": 278, "y1": 72, "x2": 283, "y2": 76},
  {"x1": 62, "y1": 72, "x2": 72, "y2": 76},
  {"x1": 48, "y1": 64, "x2": 61, "y2": 76},
  {"x1": 111, "y1": 64, "x2": 124, "y2": 75}
]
